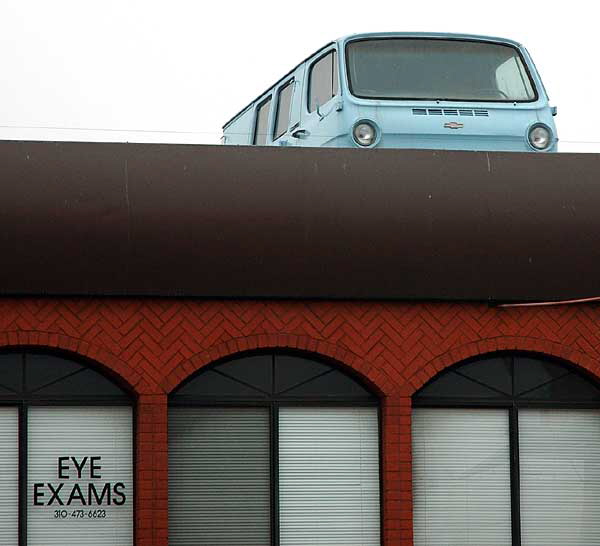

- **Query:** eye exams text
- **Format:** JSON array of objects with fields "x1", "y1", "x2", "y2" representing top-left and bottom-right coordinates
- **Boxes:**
[{"x1": 33, "y1": 456, "x2": 127, "y2": 507}]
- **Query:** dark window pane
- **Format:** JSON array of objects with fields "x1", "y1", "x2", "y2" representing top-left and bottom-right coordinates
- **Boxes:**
[
  {"x1": 309, "y1": 51, "x2": 337, "y2": 113},
  {"x1": 177, "y1": 370, "x2": 269, "y2": 399},
  {"x1": 274, "y1": 355, "x2": 332, "y2": 394},
  {"x1": 253, "y1": 97, "x2": 271, "y2": 145},
  {"x1": 218, "y1": 355, "x2": 273, "y2": 395},
  {"x1": 25, "y1": 353, "x2": 83, "y2": 393},
  {"x1": 280, "y1": 369, "x2": 375, "y2": 400},
  {"x1": 171, "y1": 353, "x2": 377, "y2": 402},
  {"x1": 0, "y1": 384, "x2": 16, "y2": 397},
  {"x1": 458, "y1": 356, "x2": 513, "y2": 396},
  {"x1": 0, "y1": 353, "x2": 23, "y2": 393},
  {"x1": 34, "y1": 368, "x2": 128, "y2": 398},
  {"x1": 0, "y1": 352, "x2": 129, "y2": 401},
  {"x1": 514, "y1": 356, "x2": 570, "y2": 396},
  {"x1": 521, "y1": 373, "x2": 600, "y2": 402},
  {"x1": 414, "y1": 352, "x2": 600, "y2": 407},
  {"x1": 416, "y1": 371, "x2": 506, "y2": 400},
  {"x1": 273, "y1": 80, "x2": 294, "y2": 140}
]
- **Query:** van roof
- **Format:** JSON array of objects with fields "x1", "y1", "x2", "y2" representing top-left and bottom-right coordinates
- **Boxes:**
[
  {"x1": 222, "y1": 32, "x2": 524, "y2": 130},
  {"x1": 339, "y1": 31, "x2": 522, "y2": 48}
]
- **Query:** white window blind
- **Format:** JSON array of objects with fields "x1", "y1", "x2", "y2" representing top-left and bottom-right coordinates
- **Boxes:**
[
  {"x1": 278, "y1": 407, "x2": 380, "y2": 546},
  {"x1": 168, "y1": 407, "x2": 271, "y2": 546},
  {"x1": 0, "y1": 407, "x2": 18, "y2": 546},
  {"x1": 519, "y1": 409, "x2": 600, "y2": 546},
  {"x1": 27, "y1": 406, "x2": 133, "y2": 546},
  {"x1": 412, "y1": 408, "x2": 512, "y2": 546}
]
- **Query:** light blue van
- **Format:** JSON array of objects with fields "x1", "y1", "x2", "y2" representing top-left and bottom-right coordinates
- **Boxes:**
[{"x1": 222, "y1": 32, "x2": 558, "y2": 152}]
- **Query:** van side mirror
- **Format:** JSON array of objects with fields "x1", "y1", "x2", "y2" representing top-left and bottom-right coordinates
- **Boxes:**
[
  {"x1": 315, "y1": 101, "x2": 324, "y2": 120},
  {"x1": 291, "y1": 129, "x2": 310, "y2": 139},
  {"x1": 551, "y1": 106, "x2": 558, "y2": 117}
]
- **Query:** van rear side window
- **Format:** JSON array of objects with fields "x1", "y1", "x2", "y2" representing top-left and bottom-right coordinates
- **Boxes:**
[
  {"x1": 308, "y1": 50, "x2": 339, "y2": 113},
  {"x1": 274, "y1": 80, "x2": 294, "y2": 141},
  {"x1": 253, "y1": 97, "x2": 272, "y2": 145}
]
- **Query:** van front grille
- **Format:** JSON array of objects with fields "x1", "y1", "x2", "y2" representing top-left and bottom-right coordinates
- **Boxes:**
[{"x1": 412, "y1": 108, "x2": 489, "y2": 117}]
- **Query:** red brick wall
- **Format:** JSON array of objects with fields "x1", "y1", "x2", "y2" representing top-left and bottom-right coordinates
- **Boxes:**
[{"x1": 2, "y1": 298, "x2": 600, "y2": 545}]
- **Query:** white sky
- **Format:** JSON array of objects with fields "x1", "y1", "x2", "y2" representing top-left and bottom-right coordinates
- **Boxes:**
[{"x1": 0, "y1": 0, "x2": 598, "y2": 152}]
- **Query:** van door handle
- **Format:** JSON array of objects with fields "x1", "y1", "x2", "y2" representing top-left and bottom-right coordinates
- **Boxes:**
[{"x1": 291, "y1": 129, "x2": 310, "y2": 139}]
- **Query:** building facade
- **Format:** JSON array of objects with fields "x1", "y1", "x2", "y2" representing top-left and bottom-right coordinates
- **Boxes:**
[{"x1": 1, "y1": 297, "x2": 599, "y2": 545}]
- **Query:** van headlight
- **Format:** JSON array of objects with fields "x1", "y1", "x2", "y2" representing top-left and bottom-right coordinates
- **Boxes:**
[
  {"x1": 352, "y1": 121, "x2": 377, "y2": 147},
  {"x1": 528, "y1": 124, "x2": 552, "y2": 151}
]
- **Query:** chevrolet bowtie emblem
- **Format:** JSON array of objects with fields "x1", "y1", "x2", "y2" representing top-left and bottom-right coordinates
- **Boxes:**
[{"x1": 444, "y1": 121, "x2": 464, "y2": 129}]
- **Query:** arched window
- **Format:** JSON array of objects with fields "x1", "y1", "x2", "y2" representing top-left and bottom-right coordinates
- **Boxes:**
[
  {"x1": 169, "y1": 352, "x2": 380, "y2": 546},
  {"x1": 412, "y1": 352, "x2": 600, "y2": 546},
  {"x1": 0, "y1": 350, "x2": 133, "y2": 546}
]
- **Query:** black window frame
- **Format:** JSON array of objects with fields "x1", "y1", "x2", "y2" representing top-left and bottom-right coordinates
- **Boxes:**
[
  {"x1": 344, "y1": 37, "x2": 539, "y2": 104},
  {"x1": 253, "y1": 96, "x2": 272, "y2": 146},
  {"x1": 169, "y1": 350, "x2": 382, "y2": 546},
  {"x1": 412, "y1": 351, "x2": 600, "y2": 546},
  {"x1": 273, "y1": 79, "x2": 294, "y2": 141},
  {"x1": 0, "y1": 348, "x2": 134, "y2": 546},
  {"x1": 307, "y1": 49, "x2": 339, "y2": 113}
]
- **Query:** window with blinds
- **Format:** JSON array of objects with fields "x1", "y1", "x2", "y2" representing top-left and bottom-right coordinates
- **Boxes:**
[
  {"x1": 168, "y1": 352, "x2": 380, "y2": 546},
  {"x1": 0, "y1": 407, "x2": 18, "y2": 546},
  {"x1": 519, "y1": 409, "x2": 600, "y2": 546},
  {"x1": 412, "y1": 352, "x2": 600, "y2": 546},
  {"x1": 0, "y1": 350, "x2": 134, "y2": 546},
  {"x1": 412, "y1": 408, "x2": 512, "y2": 546},
  {"x1": 279, "y1": 407, "x2": 380, "y2": 546},
  {"x1": 168, "y1": 408, "x2": 271, "y2": 546},
  {"x1": 27, "y1": 407, "x2": 133, "y2": 546}
]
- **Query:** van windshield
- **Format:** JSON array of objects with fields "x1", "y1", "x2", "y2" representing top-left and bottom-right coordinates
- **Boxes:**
[{"x1": 346, "y1": 38, "x2": 537, "y2": 102}]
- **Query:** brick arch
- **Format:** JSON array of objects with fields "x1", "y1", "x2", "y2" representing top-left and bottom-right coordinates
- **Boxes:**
[
  {"x1": 0, "y1": 329, "x2": 154, "y2": 395},
  {"x1": 407, "y1": 335, "x2": 600, "y2": 394},
  {"x1": 161, "y1": 333, "x2": 398, "y2": 397}
]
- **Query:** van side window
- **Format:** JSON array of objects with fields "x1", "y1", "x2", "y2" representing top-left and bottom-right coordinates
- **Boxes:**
[
  {"x1": 308, "y1": 50, "x2": 338, "y2": 113},
  {"x1": 273, "y1": 80, "x2": 294, "y2": 140},
  {"x1": 253, "y1": 97, "x2": 272, "y2": 145}
]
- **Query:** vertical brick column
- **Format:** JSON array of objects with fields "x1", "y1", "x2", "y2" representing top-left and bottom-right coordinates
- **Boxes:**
[
  {"x1": 382, "y1": 393, "x2": 413, "y2": 546},
  {"x1": 137, "y1": 394, "x2": 168, "y2": 546}
]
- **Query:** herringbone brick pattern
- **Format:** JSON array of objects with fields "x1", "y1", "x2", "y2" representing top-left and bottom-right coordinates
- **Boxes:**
[
  {"x1": 1, "y1": 299, "x2": 599, "y2": 394},
  {"x1": 1, "y1": 297, "x2": 599, "y2": 545}
]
